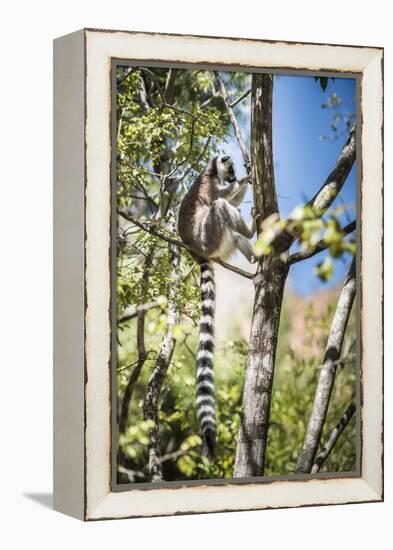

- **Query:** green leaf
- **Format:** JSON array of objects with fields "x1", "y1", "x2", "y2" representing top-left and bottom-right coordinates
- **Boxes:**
[{"x1": 314, "y1": 256, "x2": 334, "y2": 282}]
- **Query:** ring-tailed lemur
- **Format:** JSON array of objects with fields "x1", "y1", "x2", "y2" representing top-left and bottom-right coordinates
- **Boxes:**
[{"x1": 178, "y1": 154, "x2": 258, "y2": 459}]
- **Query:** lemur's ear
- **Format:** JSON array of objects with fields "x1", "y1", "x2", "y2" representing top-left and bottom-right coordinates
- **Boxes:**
[{"x1": 205, "y1": 157, "x2": 218, "y2": 176}]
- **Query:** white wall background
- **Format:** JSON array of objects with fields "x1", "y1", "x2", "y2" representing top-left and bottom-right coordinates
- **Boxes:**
[{"x1": 1, "y1": 1, "x2": 391, "y2": 548}]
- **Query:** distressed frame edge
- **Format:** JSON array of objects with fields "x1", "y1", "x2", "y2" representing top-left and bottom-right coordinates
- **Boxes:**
[
  {"x1": 79, "y1": 29, "x2": 383, "y2": 520},
  {"x1": 53, "y1": 29, "x2": 86, "y2": 520}
]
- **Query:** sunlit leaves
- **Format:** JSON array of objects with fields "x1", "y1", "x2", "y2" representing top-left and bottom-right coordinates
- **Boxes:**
[
  {"x1": 253, "y1": 203, "x2": 356, "y2": 282},
  {"x1": 314, "y1": 256, "x2": 334, "y2": 282},
  {"x1": 254, "y1": 213, "x2": 286, "y2": 256}
]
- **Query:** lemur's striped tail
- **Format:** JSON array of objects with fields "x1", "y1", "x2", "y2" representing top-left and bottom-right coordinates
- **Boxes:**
[{"x1": 196, "y1": 261, "x2": 216, "y2": 460}]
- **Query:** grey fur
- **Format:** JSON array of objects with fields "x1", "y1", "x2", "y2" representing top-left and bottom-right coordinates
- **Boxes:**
[
  {"x1": 177, "y1": 155, "x2": 257, "y2": 459},
  {"x1": 178, "y1": 155, "x2": 257, "y2": 263}
]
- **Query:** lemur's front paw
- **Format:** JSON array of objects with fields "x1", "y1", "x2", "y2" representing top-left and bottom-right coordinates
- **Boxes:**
[{"x1": 251, "y1": 207, "x2": 262, "y2": 223}]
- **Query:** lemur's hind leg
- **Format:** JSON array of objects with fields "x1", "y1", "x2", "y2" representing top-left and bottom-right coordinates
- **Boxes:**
[
  {"x1": 232, "y1": 233, "x2": 257, "y2": 263},
  {"x1": 212, "y1": 198, "x2": 257, "y2": 239}
]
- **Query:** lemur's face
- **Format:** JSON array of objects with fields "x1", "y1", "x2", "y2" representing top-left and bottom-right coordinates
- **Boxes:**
[{"x1": 216, "y1": 155, "x2": 236, "y2": 183}]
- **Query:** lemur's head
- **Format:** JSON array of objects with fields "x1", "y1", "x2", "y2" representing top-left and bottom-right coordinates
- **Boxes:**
[{"x1": 214, "y1": 154, "x2": 236, "y2": 183}]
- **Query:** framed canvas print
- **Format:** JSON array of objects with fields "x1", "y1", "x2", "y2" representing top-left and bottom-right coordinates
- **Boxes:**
[{"x1": 53, "y1": 29, "x2": 383, "y2": 520}]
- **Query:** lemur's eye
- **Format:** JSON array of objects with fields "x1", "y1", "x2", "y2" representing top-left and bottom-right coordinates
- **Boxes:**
[{"x1": 221, "y1": 155, "x2": 230, "y2": 162}]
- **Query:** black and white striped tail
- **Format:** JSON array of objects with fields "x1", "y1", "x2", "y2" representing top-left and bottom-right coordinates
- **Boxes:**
[{"x1": 196, "y1": 261, "x2": 216, "y2": 460}]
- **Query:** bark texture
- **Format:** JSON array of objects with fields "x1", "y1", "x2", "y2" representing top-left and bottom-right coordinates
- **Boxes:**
[
  {"x1": 234, "y1": 74, "x2": 288, "y2": 477},
  {"x1": 234, "y1": 255, "x2": 288, "y2": 477},
  {"x1": 311, "y1": 402, "x2": 356, "y2": 473},
  {"x1": 309, "y1": 125, "x2": 356, "y2": 214},
  {"x1": 249, "y1": 74, "x2": 278, "y2": 221},
  {"x1": 296, "y1": 256, "x2": 356, "y2": 473},
  {"x1": 143, "y1": 244, "x2": 180, "y2": 482}
]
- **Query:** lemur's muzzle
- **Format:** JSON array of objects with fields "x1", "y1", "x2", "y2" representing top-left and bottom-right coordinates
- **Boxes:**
[{"x1": 226, "y1": 165, "x2": 236, "y2": 183}]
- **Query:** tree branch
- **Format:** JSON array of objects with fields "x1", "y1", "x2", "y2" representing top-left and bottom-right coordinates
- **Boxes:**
[
  {"x1": 215, "y1": 72, "x2": 251, "y2": 172},
  {"x1": 138, "y1": 67, "x2": 197, "y2": 120},
  {"x1": 118, "y1": 210, "x2": 255, "y2": 279},
  {"x1": 274, "y1": 126, "x2": 356, "y2": 253},
  {"x1": 230, "y1": 88, "x2": 251, "y2": 108},
  {"x1": 143, "y1": 241, "x2": 180, "y2": 482},
  {"x1": 165, "y1": 118, "x2": 197, "y2": 179},
  {"x1": 117, "y1": 66, "x2": 137, "y2": 87},
  {"x1": 118, "y1": 250, "x2": 154, "y2": 434},
  {"x1": 164, "y1": 68, "x2": 178, "y2": 103},
  {"x1": 287, "y1": 220, "x2": 356, "y2": 265},
  {"x1": 296, "y1": 256, "x2": 356, "y2": 473},
  {"x1": 118, "y1": 301, "x2": 160, "y2": 324},
  {"x1": 177, "y1": 136, "x2": 211, "y2": 182},
  {"x1": 311, "y1": 402, "x2": 356, "y2": 473},
  {"x1": 214, "y1": 258, "x2": 254, "y2": 279},
  {"x1": 138, "y1": 75, "x2": 151, "y2": 112},
  {"x1": 308, "y1": 125, "x2": 356, "y2": 215}
]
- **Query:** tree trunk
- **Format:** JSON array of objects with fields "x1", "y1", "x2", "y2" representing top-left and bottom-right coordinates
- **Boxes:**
[
  {"x1": 234, "y1": 74, "x2": 288, "y2": 477},
  {"x1": 234, "y1": 256, "x2": 288, "y2": 477}
]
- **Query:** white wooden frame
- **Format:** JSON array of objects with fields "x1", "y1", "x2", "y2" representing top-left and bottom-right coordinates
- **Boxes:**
[{"x1": 53, "y1": 28, "x2": 383, "y2": 521}]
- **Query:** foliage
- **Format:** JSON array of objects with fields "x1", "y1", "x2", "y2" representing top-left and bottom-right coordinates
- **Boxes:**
[
  {"x1": 254, "y1": 203, "x2": 356, "y2": 281},
  {"x1": 265, "y1": 297, "x2": 356, "y2": 475},
  {"x1": 116, "y1": 65, "x2": 357, "y2": 483},
  {"x1": 118, "y1": 290, "x2": 356, "y2": 481}
]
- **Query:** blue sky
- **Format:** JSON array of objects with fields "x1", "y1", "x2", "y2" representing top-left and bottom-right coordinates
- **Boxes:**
[{"x1": 223, "y1": 73, "x2": 356, "y2": 296}]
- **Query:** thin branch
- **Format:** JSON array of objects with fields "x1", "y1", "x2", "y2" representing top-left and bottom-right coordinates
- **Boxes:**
[
  {"x1": 119, "y1": 209, "x2": 184, "y2": 247},
  {"x1": 200, "y1": 93, "x2": 219, "y2": 108},
  {"x1": 215, "y1": 72, "x2": 251, "y2": 171},
  {"x1": 117, "y1": 106, "x2": 126, "y2": 139},
  {"x1": 143, "y1": 240, "x2": 180, "y2": 482},
  {"x1": 230, "y1": 88, "x2": 251, "y2": 108},
  {"x1": 138, "y1": 75, "x2": 151, "y2": 112},
  {"x1": 118, "y1": 210, "x2": 255, "y2": 279},
  {"x1": 118, "y1": 250, "x2": 154, "y2": 434},
  {"x1": 159, "y1": 447, "x2": 195, "y2": 464},
  {"x1": 214, "y1": 258, "x2": 254, "y2": 279},
  {"x1": 165, "y1": 118, "x2": 197, "y2": 179},
  {"x1": 118, "y1": 302, "x2": 160, "y2": 324},
  {"x1": 164, "y1": 68, "x2": 178, "y2": 103},
  {"x1": 117, "y1": 464, "x2": 146, "y2": 483},
  {"x1": 133, "y1": 182, "x2": 159, "y2": 212},
  {"x1": 138, "y1": 67, "x2": 197, "y2": 120},
  {"x1": 117, "y1": 66, "x2": 137, "y2": 87},
  {"x1": 288, "y1": 220, "x2": 356, "y2": 265},
  {"x1": 129, "y1": 163, "x2": 164, "y2": 180},
  {"x1": 178, "y1": 136, "x2": 212, "y2": 181},
  {"x1": 183, "y1": 336, "x2": 197, "y2": 361},
  {"x1": 296, "y1": 256, "x2": 356, "y2": 473},
  {"x1": 311, "y1": 402, "x2": 356, "y2": 473}
]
